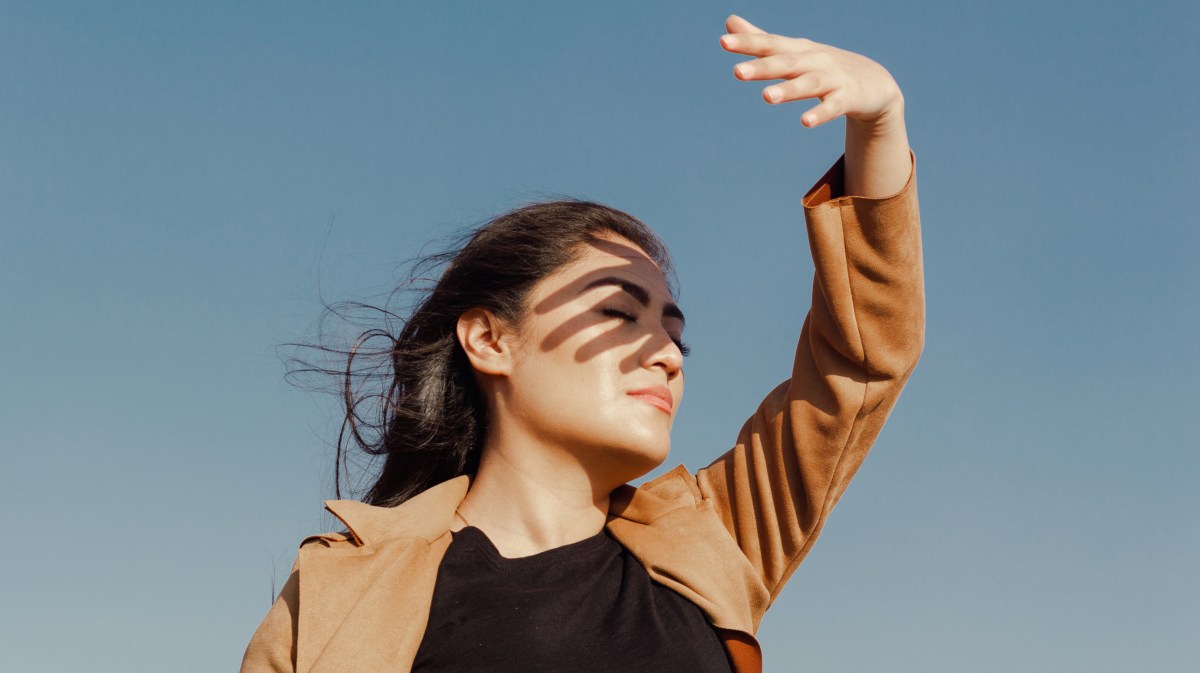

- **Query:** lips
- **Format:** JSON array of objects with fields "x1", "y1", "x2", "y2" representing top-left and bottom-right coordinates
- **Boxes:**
[{"x1": 627, "y1": 385, "x2": 674, "y2": 414}]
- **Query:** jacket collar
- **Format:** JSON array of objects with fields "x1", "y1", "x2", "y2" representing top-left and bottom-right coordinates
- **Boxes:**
[
  {"x1": 320, "y1": 464, "x2": 699, "y2": 548},
  {"x1": 608, "y1": 465, "x2": 703, "y2": 523},
  {"x1": 321, "y1": 474, "x2": 470, "y2": 547}
]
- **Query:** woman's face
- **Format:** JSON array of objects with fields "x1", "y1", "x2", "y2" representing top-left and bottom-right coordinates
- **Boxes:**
[{"x1": 500, "y1": 234, "x2": 686, "y2": 485}]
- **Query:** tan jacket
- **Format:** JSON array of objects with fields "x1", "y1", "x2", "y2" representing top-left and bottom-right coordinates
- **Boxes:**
[{"x1": 241, "y1": 157, "x2": 923, "y2": 673}]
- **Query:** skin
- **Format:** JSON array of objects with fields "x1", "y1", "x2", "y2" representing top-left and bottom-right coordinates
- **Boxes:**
[
  {"x1": 721, "y1": 14, "x2": 911, "y2": 197},
  {"x1": 455, "y1": 236, "x2": 685, "y2": 557},
  {"x1": 453, "y1": 15, "x2": 912, "y2": 558}
]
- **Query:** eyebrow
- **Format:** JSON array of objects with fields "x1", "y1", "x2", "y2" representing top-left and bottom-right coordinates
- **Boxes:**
[{"x1": 582, "y1": 276, "x2": 686, "y2": 326}]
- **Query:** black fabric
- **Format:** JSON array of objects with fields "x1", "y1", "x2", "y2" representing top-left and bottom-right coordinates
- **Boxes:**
[{"x1": 411, "y1": 526, "x2": 733, "y2": 673}]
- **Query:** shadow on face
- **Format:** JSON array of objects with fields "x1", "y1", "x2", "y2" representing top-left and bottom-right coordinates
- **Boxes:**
[{"x1": 528, "y1": 236, "x2": 686, "y2": 376}]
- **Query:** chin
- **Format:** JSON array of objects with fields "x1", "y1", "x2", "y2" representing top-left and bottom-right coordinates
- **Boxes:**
[{"x1": 598, "y1": 436, "x2": 671, "y2": 486}]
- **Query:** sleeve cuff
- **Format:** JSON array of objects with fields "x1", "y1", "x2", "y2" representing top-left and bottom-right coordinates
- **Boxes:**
[{"x1": 802, "y1": 150, "x2": 917, "y2": 209}]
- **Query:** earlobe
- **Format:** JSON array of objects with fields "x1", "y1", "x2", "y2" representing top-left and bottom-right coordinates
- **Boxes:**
[{"x1": 456, "y1": 308, "x2": 514, "y2": 377}]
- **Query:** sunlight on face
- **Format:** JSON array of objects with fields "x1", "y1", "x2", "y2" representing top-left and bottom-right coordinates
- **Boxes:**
[{"x1": 504, "y1": 235, "x2": 686, "y2": 485}]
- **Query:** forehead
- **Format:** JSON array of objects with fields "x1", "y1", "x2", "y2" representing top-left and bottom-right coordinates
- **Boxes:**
[
  {"x1": 566, "y1": 235, "x2": 670, "y2": 293},
  {"x1": 529, "y1": 235, "x2": 675, "y2": 313}
]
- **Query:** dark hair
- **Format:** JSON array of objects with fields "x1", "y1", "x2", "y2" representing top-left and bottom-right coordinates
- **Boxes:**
[{"x1": 293, "y1": 200, "x2": 674, "y2": 508}]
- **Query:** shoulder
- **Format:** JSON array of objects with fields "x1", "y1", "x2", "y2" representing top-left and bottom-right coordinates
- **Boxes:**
[{"x1": 609, "y1": 464, "x2": 706, "y2": 525}]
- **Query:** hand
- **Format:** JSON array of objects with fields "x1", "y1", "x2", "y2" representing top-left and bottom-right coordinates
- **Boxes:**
[
  {"x1": 720, "y1": 14, "x2": 911, "y2": 197},
  {"x1": 720, "y1": 15, "x2": 903, "y2": 130}
]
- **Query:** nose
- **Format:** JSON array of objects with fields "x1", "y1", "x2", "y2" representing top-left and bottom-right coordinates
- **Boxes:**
[{"x1": 642, "y1": 329, "x2": 683, "y2": 381}]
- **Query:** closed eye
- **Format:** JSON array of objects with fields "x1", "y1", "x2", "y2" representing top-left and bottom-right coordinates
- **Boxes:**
[
  {"x1": 601, "y1": 308, "x2": 690, "y2": 357},
  {"x1": 601, "y1": 307, "x2": 638, "y2": 323},
  {"x1": 674, "y1": 339, "x2": 691, "y2": 357}
]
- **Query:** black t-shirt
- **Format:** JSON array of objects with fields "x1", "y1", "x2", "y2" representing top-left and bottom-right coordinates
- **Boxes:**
[{"x1": 411, "y1": 525, "x2": 733, "y2": 672}]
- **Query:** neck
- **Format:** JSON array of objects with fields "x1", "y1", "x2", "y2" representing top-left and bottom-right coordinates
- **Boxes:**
[{"x1": 456, "y1": 428, "x2": 616, "y2": 558}]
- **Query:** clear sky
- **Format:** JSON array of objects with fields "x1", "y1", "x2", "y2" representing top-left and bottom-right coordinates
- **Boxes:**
[{"x1": 2, "y1": 1, "x2": 1197, "y2": 671}]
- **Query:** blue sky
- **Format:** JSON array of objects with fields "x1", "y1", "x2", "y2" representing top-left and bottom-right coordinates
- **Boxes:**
[{"x1": 2, "y1": 1, "x2": 1196, "y2": 671}]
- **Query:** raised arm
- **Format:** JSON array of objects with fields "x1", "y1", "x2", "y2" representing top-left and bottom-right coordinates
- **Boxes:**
[{"x1": 696, "y1": 16, "x2": 924, "y2": 603}]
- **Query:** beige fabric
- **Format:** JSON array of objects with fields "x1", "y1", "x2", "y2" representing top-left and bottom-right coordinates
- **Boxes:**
[{"x1": 241, "y1": 155, "x2": 923, "y2": 673}]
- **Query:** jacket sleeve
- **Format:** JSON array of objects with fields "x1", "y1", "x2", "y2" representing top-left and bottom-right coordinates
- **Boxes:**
[
  {"x1": 694, "y1": 153, "x2": 924, "y2": 604},
  {"x1": 240, "y1": 562, "x2": 300, "y2": 673}
]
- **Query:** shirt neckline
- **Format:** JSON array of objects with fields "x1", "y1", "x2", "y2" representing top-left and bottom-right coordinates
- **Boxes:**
[{"x1": 449, "y1": 525, "x2": 618, "y2": 574}]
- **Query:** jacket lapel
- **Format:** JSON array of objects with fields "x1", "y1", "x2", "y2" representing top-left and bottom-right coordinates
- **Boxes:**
[
  {"x1": 607, "y1": 465, "x2": 767, "y2": 670},
  {"x1": 298, "y1": 477, "x2": 469, "y2": 673}
]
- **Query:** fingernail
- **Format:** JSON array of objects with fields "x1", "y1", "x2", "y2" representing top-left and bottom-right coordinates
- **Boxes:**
[
  {"x1": 765, "y1": 87, "x2": 780, "y2": 102},
  {"x1": 722, "y1": 35, "x2": 736, "y2": 47},
  {"x1": 735, "y1": 64, "x2": 752, "y2": 77}
]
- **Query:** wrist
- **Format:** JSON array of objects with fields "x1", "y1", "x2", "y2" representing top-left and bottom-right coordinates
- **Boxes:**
[
  {"x1": 846, "y1": 93, "x2": 906, "y2": 138},
  {"x1": 843, "y1": 93, "x2": 911, "y2": 199}
]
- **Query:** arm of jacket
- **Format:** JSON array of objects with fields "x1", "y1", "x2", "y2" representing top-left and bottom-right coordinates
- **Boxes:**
[
  {"x1": 240, "y1": 561, "x2": 300, "y2": 673},
  {"x1": 695, "y1": 152, "x2": 924, "y2": 607}
]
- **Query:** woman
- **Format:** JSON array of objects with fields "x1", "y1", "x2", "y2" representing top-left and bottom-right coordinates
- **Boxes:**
[{"x1": 242, "y1": 15, "x2": 923, "y2": 673}]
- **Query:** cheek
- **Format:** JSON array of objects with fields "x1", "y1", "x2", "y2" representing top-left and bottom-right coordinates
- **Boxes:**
[
  {"x1": 514, "y1": 350, "x2": 619, "y2": 419},
  {"x1": 671, "y1": 375, "x2": 685, "y2": 418}
]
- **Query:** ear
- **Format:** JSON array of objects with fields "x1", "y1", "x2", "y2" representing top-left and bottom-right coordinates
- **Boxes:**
[{"x1": 456, "y1": 307, "x2": 516, "y2": 377}]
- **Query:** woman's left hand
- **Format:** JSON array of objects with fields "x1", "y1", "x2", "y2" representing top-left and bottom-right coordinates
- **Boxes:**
[{"x1": 719, "y1": 14, "x2": 904, "y2": 130}]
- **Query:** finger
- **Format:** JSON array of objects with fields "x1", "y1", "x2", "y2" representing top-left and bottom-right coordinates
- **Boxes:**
[
  {"x1": 720, "y1": 32, "x2": 807, "y2": 57},
  {"x1": 725, "y1": 14, "x2": 767, "y2": 35},
  {"x1": 762, "y1": 72, "x2": 834, "y2": 104},
  {"x1": 800, "y1": 95, "x2": 844, "y2": 128},
  {"x1": 733, "y1": 52, "x2": 822, "y2": 81}
]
